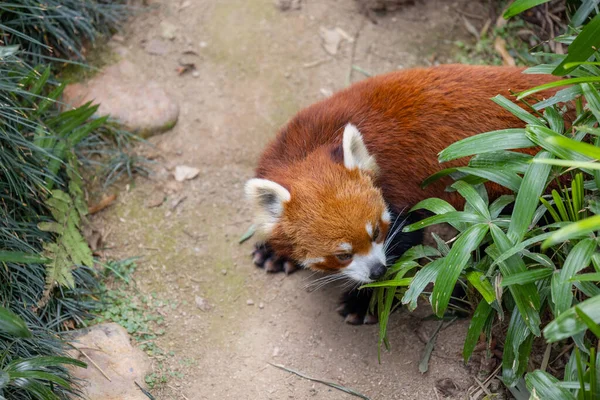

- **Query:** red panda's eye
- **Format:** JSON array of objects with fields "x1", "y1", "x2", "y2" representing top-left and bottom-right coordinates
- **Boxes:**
[
  {"x1": 373, "y1": 226, "x2": 381, "y2": 241},
  {"x1": 336, "y1": 253, "x2": 353, "y2": 262}
]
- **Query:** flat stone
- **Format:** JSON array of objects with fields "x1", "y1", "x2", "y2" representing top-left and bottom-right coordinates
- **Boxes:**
[
  {"x1": 67, "y1": 323, "x2": 152, "y2": 400},
  {"x1": 63, "y1": 60, "x2": 179, "y2": 138}
]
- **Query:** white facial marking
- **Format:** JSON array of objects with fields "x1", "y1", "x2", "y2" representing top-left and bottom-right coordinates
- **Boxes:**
[
  {"x1": 338, "y1": 242, "x2": 353, "y2": 252},
  {"x1": 342, "y1": 242, "x2": 387, "y2": 283},
  {"x1": 382, "y1": 208, "x2": 391, "y2": 224},
  {"x1": 301, "y1": 257, "x2": 325, "y2": 268},
  {"x1": 366, "y1": 222, "x2": 373, "y2": 237}
]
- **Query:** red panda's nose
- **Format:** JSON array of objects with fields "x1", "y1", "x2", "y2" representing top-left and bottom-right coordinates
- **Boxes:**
[{"x1": 369, "y1": 263, "x2": 387, "y2": 280}]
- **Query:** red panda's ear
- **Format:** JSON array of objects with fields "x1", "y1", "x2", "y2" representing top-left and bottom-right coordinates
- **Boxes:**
[
  {"x1": 342, "y1": 124, "x2": 379, "y2": 175},
  {"x1": 245, "y1": 178, "x2": 291, "y2": 236}
]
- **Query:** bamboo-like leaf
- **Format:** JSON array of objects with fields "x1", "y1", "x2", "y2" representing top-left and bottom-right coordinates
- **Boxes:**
[
  {"x1": 466, "y1": 271, "x2": 496, "y2": 303},
  {"x1": 544, "y1": 294, "x2": 600, "y2": 341},
  {"x1": 503, "y1": 307, "x2": 533, "y2": 386},
  {"x1": 503, "y1": 0, "x2": 553, "y2": 18},
  {"x1": 490, "y1": 195, "x2": 515, "y2": 218},
  {"x1": 571, "y1": 0, "x2": 600, "y2": 27},
  {"x1": 552, "y1": 238, "x2": 596, "y2": 316},
  {"x1": 582, "y1": 82, "x2": 600, "y2": 122},
  {"x1": 500, "y1": 268, "x2": 554, "y2": 287},
  {"x1": 360, "y1": 277, "x2": 412, "y2": 288},
  {"x1": 526, "y1": 370, "x2": 577, "y2": 399},
  {"x1": 553, "y1": 13, "x2": 600, "y2": 75},
  {"x1": 463, "y1": 300, "x2": 493, "y2": 362},
  {"x1": 570, "y1": 272, "x2": 600, "y2": 282},
  {"x1": 544, "y1": 134, "x2": 600, "y2": 159},
  {"x1": 517, "y1": 77, "x2": 600, "y2": 100},
  {"x1": 489, "y1": 225, "x2": 541, "y2": 336},
  {"x1": 469, "y1": 151, "x2": 532, "y2": 173},
  {"x1": 451, "y1": 181, "x2": 491, "y2": 219},
  {"x1": 438, "y1": 129, "x2": 534, "y2": 163},
  {"x1": 533, "y1": 85, "x2": 583, "y2": 110},
  {"x1": 402, "y1": 211, "x2": 485, "y2": 232},
  {"x1": 492, "y1": 95, "x2": 545, "y2": 126},
  {"x1": 431, "y1": 224, "x2": 489, "y2": 317},
  {"x1": 508, "y1": 151, "x2": 553, "y2": 244},
  {"x1": 402, "y1": 259, "x2": 444, "y2": 311},
  {"x1": 542, "y1": 214, "x2": 600, "y2": 248},
  {"x1": 574, "y1": 307, "x2": 600, "y2": 338},
  {"x1": 534, "y1": 158, "x2": 600, "y2": 170},
  {"x1": 455, "y1": 167, "x2": 523, "y2": 193}
]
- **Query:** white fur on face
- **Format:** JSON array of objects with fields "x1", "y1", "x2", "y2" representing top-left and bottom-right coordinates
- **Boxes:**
[
  {"x1": 338, "y1": 242, "x2": 353, "y2": 252},
  {"x1": 301, "y1": 257, "x2": 325, "y2": 268},
  {"x1": 382, "y1": 208, "x2": 391, "y2": 224},
  {"x1": 342, "y1": 242, "x2": 387, "y2": 283},
  {"x1": 366, "y1": 222, "x2": 373, "y2": 237}
]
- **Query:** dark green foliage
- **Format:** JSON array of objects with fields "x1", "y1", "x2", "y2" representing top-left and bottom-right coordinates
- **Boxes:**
[
  {"x1": 372, "y1": 2, "x2": 600, "y2": 396},
  {"x1": 0, "y1": 0, "x2": 129, "y2": 65}
]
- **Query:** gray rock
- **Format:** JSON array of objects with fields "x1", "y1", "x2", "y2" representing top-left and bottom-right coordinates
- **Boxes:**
[
  {"x1": 67, "y1": 323, "x2": 152, "y2": 400},
  {"x1": 63, "y1": 60, "x2": 179, "y2": 138}
]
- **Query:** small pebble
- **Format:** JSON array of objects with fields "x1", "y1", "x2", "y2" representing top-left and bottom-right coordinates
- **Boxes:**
[
  {"x1": 246, "y1": 299, "x2": 254, "y2": 306},
  {"x1": 221, "y1": 269, "x2": 227, "y2": 275},
  {"x1": 259, "y1": 302, "x2": 264, "y2": 309}
]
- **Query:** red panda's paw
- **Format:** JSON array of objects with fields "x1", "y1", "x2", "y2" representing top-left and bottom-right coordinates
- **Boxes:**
[
  {"x1": 336, "y1": 289, "x2": 378, "y2": 325},
  {"x1": 251, "y1": 243, "x2": 299, "y2": 275}
]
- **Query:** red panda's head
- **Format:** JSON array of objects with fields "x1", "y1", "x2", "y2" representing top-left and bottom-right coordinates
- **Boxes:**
[{"x1": 246, "y1": 124, "x2": 391, "y2": 283}]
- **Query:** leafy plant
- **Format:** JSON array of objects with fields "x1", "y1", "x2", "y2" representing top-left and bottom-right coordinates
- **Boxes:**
[
  {"x1": 370, "y1": 0, "x2": 600, "y2": 396},
  {"x1": 0, "y1": 306, "x2": 87, "y2": 399},
  {"x1": 0, "y1": 0, "x2": 130, "y2": 65}
]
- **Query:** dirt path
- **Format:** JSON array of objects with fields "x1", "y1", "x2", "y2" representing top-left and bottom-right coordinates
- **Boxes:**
[{"x1": 95, "y1": 1, "x2": 487, "y2": 398}]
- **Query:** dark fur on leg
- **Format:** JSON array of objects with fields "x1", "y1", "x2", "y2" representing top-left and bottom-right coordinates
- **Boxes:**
[
  {"x1": 252, "y1": 243, "x2": 299, "y2": 275},
  {"x1": 337, "y1": 288, "x2": 377, "y2": 325}
]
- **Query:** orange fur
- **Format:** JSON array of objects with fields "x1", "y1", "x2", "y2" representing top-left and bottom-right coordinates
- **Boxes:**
[{"x1": 253, "y1": 64, "x2": 562, "y2": 268}]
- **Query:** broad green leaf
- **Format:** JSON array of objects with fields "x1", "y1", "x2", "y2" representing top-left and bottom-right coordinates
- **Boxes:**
[
  {"x1": 489, "y1": 195, "x2": 515, "y2": 218},
  {"x1": 466, "y1": 271, "x2": 496, "y2": 303},
  {"x1": 409, "y1": 198, "x2": 456, "y2": 214},
  {"x1": 500, "y1": 268, "x2": 553, "y2": 287},
  {"x1": 431, "y1": 224, "x2": 489, "y2": 317},
  {"x1": 503, "y1": 0, "x2": 552, "y2": 18},
  {"x1": 507, "y1": 151, "x2": 553, "y2": 244},
  {"x1": 517, "y1": 77, "x2": 600, "y2": 100},
  {"x1": 574, "y1": 307, "x2": 600, "y2": 338},
  {"x1": 361, "y1": 277, "x2": 412, "y2": 288},
  {"x1": 455, "y1": 167, "x2": 523, "y2": 193},
  {"x1": 544, "y1": 135, "x2": 600, "y2": 159},
  {"x1": 469, "y1": 151, "x2": 532, "y2": 173},
  {"x1": 0, "y1": 306, "x2": 32, "y2": 338},
  {"x1": 526, "y1": 370, "x2": 577, "y2": 400},
  {"x1": 552, "y1": 238, "x2": 596, "y2": 316},
  {"x1": 570, "y1": 272, "x2": 600, "y2": 282},
  {"x1": 0, "y1": 251, "x2": 49, "y2": 264},
  {"x1": 533, "y1": 86, "x2": 583, "y2": 110},
  {"x1": 8, "y1": 371, "x2": 70, "y2": 389},
  {"x1": 543, "y1": 106, "x2": 564, "y2": 134},
  {"x1": 581, "y1": 83, "x2": 600, "y2": 122},
  {"x1": 553, "y1": 13, "x2": 600, "y2": 75},
  {"x1": 489, "y1": 225, "x2": 541, "y2": 336},
  {"x1": 492, "y1": 95, "x2": 545, "y2": 126},
  {"x1": 571, "y1": 0, "x2": 600, "y2": 27},
  {"x1": 451, "y1": 181, "x2": 491, "y2": 219},
  {"x1": 463, "y1": 300, "x2": 493, "y2": 363},
  {"x1": 503, "y1": 307, "x2": 533, "y2": 386},
  {"x1": 438, "y1": 129, "x2": 534, "y2": 162},
  {"x1": 544, "y1": 294, "x2": 600, "y2": 342},
  {"x1": 542, "y1": 214, "x2": 600, "y2": 248},
  {"x1": 534, "y1": 158, "x2": 600, "y2": 170},
  {"x1": 402, "y1": 259, "x2": 444, "y2": 311},
  {"x1": 527, "y1": 126, "x2": 590, "y2": 162},
  {"x1": 402, "y1": 212, "x2": 485, "y2": 232}
]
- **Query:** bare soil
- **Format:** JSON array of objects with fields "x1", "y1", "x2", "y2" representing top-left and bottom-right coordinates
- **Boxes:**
[{"x1": 94, "y1": 0, "x2": 490, "y2": 398}]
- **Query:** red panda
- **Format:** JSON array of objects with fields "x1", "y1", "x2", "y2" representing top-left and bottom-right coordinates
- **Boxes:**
[{"x1": 245, "y1": 65, "x2": 560, "y2": 322}]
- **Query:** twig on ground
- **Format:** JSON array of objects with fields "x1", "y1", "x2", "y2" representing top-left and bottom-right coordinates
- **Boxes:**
[
  {"x1": 268, "y1": 362, "x2": 370, "y2": 400},
  {"x1": 76, "y1": 348, "x2": 112, "y2": 382}
]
